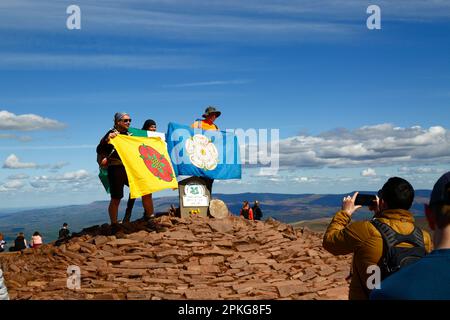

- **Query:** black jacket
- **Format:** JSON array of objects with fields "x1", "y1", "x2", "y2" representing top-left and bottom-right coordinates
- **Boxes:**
[
  {"x1": 253, "y1": 206, "x2": 263, "y2": 220},
  {"x1": 96, "y1": 129, "x2": 131, "y2": 166},
  {"x1": 58, "y1": 228, "x2": 70, "y2": 239},
  {"x1": 14, "y1": 236, "x2": 26, "y2": 251}
]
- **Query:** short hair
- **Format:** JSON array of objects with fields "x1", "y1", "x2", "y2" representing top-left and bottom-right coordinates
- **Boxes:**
[
  {"x1": 432, "y1": 204, "x2": 450, "y2": 229},
  {"x1": 33, "y1": 231, "x2": 40, "y2": 236},
  {"x1": 430, "y1": 173, "x2": 450, "y2": 228},
  {"x1": 378, "y1": 177, "x2": 414, "y2": 210},
  {"x1": 63, "y1": 223, "x2": 68, "y2": 227}
]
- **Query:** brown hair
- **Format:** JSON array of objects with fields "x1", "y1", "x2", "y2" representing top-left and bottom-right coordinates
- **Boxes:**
[{"x1": 432, "y1": 204, "x2": 450, "y2": 229}]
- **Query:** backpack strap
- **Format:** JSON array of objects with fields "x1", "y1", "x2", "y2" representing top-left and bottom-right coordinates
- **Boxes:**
[
  {"x1": 371, "y1": 219, "x2": 397, "y2": 248},
  {"x1": 371, "y1": 219, "x2": 425, "y2": 248}
]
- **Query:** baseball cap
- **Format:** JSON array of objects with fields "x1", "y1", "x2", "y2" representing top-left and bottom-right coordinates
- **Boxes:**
[{"x1": 429, "y1": 172, "x2": 450, "y2": 206}]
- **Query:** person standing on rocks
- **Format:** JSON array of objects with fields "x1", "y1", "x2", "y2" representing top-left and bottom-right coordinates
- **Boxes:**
[
  {"x1": 97, "y1": 112, "x2": 155, "y2": 228},
  {"x1": 322, "y1": 177, "x2": 433, "y2": 300},
  {"x1": 191, "y1": 106, "x2": 221, "y2": 195},
  {"x1": 240, "y1": 201, "x2": 254, "y2": 220},
  {"x1": 123, "y1": 119, "x2": 158, "y2": 223},
  {"x1": 371, "y1": 172, "x2": 450, "y2": 299}
]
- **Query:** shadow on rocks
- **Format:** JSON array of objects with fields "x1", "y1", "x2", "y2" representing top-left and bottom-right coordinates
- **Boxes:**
[{"x1": 66, "y1": 215, "x2": 167, "y2": 241}]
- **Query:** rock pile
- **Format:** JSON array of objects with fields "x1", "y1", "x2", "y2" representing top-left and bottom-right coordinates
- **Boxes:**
[{"x1": 0, "y1": 215, "x2": 351, "y2": 300}]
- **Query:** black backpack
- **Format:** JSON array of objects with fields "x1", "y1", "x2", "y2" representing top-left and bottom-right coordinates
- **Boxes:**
[{"x1": 371, "y1": 219, "x2": 426, "y2": 279}]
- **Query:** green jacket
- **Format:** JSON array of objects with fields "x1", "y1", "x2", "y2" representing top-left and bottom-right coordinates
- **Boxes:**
[{"x1": 323, "y1": 209, "x2": 432, "y2": 300}]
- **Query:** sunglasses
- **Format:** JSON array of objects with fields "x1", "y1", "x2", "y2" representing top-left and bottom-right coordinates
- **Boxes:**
[{"x1": 121, "y1": 119, "x2": 132, "y2": 123}]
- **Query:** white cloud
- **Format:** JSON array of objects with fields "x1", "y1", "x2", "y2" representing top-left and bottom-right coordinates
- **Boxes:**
[
  {"x1": 33, "y1": 170, "x2": 92, "y2": 182},
  {"x1": 361, "y1": 168, "x2": 377, "y2": 177},
  {"x1": 275, "y1": 124, "x2": 450, "y2": 169},
  {"x1": 293, "y1": 176, "x2": 309, "y2": 182},
  {"x1": 398, "y1": 166, "x2": 444, "y2": 175},
  {"x1": 0, "y1": 179, "x2": 25, "y2": 192},
  {"x1": 2, "y1": 154, "x2": 70, "y2": 170},
  {"x1": 3, "y1": 154, "x2": 37, "y2": 169},
  {"x1": 0, "y1": 110, "x2": 65, "y2": 131}
]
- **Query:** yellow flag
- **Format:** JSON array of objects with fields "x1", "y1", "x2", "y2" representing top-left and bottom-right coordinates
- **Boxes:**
[{"x1": 110, "y1": 135, "x2": 178, "y2": 199}]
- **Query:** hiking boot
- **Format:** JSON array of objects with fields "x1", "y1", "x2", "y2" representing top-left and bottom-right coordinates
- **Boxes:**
[
  {"x1": 146, "y1": 219, "x2": 166, "y2": 233},
  {"x1": 110, "y1": 223, "x2": 122, "y2": 235},
  {"x1": 143, "y1": 211, "x2": 155, "y2": 221}
]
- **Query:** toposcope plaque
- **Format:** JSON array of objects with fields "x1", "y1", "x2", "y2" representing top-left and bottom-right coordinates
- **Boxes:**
[{"x1": 178, "y1": 176, "x2": 211, "y2": 218}]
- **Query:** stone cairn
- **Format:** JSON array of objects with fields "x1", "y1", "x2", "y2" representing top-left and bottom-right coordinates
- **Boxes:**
[{"x1": 0, "y1": 215, "x2": 351, "y2": 300}]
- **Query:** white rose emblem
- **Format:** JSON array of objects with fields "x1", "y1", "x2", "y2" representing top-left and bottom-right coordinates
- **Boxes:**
[{"x1": 185, "y1": 134, "x2": 219, "y2": 170}]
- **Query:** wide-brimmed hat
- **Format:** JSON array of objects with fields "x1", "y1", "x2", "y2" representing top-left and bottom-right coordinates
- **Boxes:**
[{"x1": 202, "y1": 106, "x2": 221, "y2": 118}]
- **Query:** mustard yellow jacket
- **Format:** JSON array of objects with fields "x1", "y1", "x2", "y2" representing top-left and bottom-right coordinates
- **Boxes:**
[{"x1": 323, "y1": 209, "x2": 432, "y2": 300}]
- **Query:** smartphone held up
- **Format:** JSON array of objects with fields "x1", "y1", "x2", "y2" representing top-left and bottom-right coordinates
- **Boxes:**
[{"x1": 354, "y1": 194, "x2": 377, "y2": 206}]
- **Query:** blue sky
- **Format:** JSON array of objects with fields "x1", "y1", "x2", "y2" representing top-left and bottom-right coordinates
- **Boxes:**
[{"x1": 0, "y1": 0, "x2": 449, "y2": 209}]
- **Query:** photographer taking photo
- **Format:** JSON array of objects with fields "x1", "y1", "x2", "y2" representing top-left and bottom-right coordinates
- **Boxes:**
[{"x1": 322, "y1": 177, "x2": 432, "y2": 300}]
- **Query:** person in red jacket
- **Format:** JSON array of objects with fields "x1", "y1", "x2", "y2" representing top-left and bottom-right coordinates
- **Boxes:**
[{"x1": 240, "y1": 201, "x2": 254, "y2": 220}]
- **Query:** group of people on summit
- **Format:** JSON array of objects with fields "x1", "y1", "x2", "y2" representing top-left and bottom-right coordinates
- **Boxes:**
[
  {"x1": 96, "y1": 106, "x2": 223, "y2": 228},
  {"x1": 95, "y1": 106, "x2": 450, "y2": 300},
  {"x1": 323, "y1": 172, "x2": 450, "y2": 300},
  {"x1": 240, "y1": 200, "x2": 263, "y2": 221}
]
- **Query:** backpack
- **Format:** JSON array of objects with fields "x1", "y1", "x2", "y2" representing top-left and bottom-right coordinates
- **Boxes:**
[
  {"x1": 371, "y1": 219, "x2": 426, "y2": 279},
  {"x1": 241, "y1": 208, "x2": 250, "y2": 219}
]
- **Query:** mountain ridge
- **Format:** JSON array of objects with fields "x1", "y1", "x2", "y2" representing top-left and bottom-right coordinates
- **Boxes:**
[{"x1": 0, "y1": 191, "x2": 431, "y2": 245}]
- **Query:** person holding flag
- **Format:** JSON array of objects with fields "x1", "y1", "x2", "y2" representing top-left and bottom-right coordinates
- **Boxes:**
[
  {"x1": 123, "y1": 119, "x2": 158, "y2": 223},
  {"x1": 167, "y1": 106, "x2": 241, "y2": 194},
  {"x1": 96, "y1": 112, "x2": 155, "y2": 226},
  {"x1": 190, "y1": 106, "x2": 221, "y2": 194}
]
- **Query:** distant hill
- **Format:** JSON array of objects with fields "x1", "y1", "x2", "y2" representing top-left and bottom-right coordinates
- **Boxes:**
[{"x1": 0, "y1": 190, "x2": 431, "y2": 246}]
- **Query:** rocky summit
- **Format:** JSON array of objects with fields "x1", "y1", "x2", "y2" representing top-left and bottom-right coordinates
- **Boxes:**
[{"x1": 0, "y1": 215, "x2": 351, "y2": 300}]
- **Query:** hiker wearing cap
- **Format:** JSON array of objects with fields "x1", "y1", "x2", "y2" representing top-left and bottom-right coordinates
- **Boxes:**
[
  {"x1": 96, "y1": 112, "x2": 154, "y2": 228},
  {"x1": 323, "y1": 177, "x2": 432, "y2": 300},
  {"x1": 123, "y1": 119, "x2": 158, "y2": 223},
  {"x1": 191, "y1": 106, "x2": 221, "y2": 194},
  {"x1": 371, "y1": 172, "x2": 450, "y2": 300}
]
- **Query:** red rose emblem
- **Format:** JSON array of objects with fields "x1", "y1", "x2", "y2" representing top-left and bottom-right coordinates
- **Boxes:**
[{"x1": 139, "y1": 144, "x2": 174, "y2": 182}]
